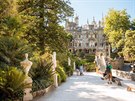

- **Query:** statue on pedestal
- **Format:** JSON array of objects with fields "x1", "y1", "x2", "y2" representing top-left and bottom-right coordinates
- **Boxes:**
[
  {"x1": 20, "y1": 53, "x2": 33, "y2": 100},
  {"x1": 20, "y1": 53, "x2": 32, "y2": 76}
]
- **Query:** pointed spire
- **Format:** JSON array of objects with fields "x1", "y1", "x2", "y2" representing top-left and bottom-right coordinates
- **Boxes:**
[
  {"x1": 93, "y1": 16, "x2": 95, "y2": 21},
  {"x1": 72, "y1": 16, "x2": 73, "y2": 22},
  {"x1": 87, "y1": 19, "x2": 89, "y2": 25}
]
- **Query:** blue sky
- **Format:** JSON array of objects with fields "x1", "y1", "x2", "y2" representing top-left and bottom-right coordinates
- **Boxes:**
[{"x1": 69, "y1": 0, "x2": 135, "y2": 26}]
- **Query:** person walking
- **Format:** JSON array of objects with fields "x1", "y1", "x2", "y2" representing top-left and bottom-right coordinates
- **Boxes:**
[
  {"x1": 76, "y1": 64, "x2": 80, "y2": 76},
  {"x1": 79, "y1": 64, "x2": 84, "y2": 76},
  {"x1": 106, "y1": 62, "x2": 113, "y2": 84}
]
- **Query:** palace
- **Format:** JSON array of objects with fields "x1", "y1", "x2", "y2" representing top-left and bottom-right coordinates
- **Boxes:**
[{"x1": 65, "y1": 16, "x2": 110, "y2": 56}]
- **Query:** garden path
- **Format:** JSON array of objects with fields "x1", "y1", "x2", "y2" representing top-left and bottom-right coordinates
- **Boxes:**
[{"x1": 34, "y1": 72, "x2": 135, "y2": 101}]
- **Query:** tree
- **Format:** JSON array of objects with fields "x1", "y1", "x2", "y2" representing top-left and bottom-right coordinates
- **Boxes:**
[
  {"x1": 0, "y1": 0, "x2": 21, "y2": 37},
  {"x1": 104, "y1": 9, "x2": 130, "y2": 50},
  {"x1": 130, "y1": 19, "x2": 135, "y2": 30},
  {"x1": 17, "y1": 0, "x2": 74, "y2": 54},
  {"x1": 0, "y1": 36, "x2": 32, "y2": 68},
  {"x1": 123, "y1": 30, "x2": 135, "y2": 61}
]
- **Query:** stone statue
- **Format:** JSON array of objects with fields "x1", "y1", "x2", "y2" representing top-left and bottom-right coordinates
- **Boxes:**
[
  {"x1": 20, "y1": 53, "x2": 33, "y2": 100},
  {"x1": 20, "y1": 53, "x2": 32, "y2": 76}
]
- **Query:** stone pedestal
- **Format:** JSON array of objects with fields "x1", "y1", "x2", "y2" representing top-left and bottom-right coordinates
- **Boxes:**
[
  {"x1": 23, "y1": 77, "x2": 33, "y2": 101},
  {"x1": 52, "y1": 52, "x2": 58, "y2": 87},
  {"x1": 68, "y1": 57, "x2": 71, "y2": 66},
  {"x1": 20, "y1": 53, "x2": 33, "y2": 101},
  {"x1": 53, "y1": 74, "x2": 58, "y2": 87}
]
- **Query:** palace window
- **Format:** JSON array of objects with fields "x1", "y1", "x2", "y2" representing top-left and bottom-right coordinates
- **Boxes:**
[
  {"x1": 79, "y1": 35, "x2": 81, "y2": 38},
  {"x1": 79, "y1": 43, "x2": 81, "y2": 47},
  {"x1": 86, "y1": 43, "x2": 89, "y2": 46},
  {"x1": 86, "y1": 34, "x2": 89, "y2": 38},
  {"x1": 70, "y1": 43, "x2": 72, "y2": 46},
  {"x1": 75, "y1": 43, "x2": 77, "y2": 47},
  {"x1": 95, "y1": 43, "x2": 97, "y2": 46}
]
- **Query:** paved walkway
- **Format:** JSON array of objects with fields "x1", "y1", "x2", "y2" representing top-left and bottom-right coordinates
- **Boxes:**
[{"x1": 34, "y1": 72, "x2": 135, "y2": 101}]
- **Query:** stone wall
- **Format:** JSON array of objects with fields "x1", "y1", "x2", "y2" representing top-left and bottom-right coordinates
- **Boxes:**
[
  {"x1": 111, "y1": 59, "x2": 124, "y2": 70},
  {"x1": 112, "y1": 69, "x2": 135, "y2": 81}
]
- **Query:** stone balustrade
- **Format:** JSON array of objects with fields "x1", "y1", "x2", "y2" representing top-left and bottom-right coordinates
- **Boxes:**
[{"x1": 112, "y1": 69, "x2": 135, "y2": 81}]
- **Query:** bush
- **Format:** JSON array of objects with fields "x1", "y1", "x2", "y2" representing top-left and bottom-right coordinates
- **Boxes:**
[
  {"x1": 61, "y1": 62, "x2": 73, "y2": 76},
  {"x1": 85, "y1": 54, "x2": 95, "y2": 62},
  {"x1": 56, "y1": 66, "x2": 67, "y2": 84},
  {"x1": 0, "y1": 67, "x2": 29, "y2": 101},
  {"x1": 85, "y1": 62, "x2": 96, "y2": 72},
  {"x1": 30, "y1": 59, "x2": 54, "y2": 92},
  {"x1": 0, "y1": 36, "x2": 32, "y2": 68},
  {"x1": 32, "y1": 79, "x2": 53, "y2": 92}
]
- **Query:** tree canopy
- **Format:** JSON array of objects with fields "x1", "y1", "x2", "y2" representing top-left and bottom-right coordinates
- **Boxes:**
[
  {"x1": 123, "y1": 30, "x2": 135, "y2": 61},
  {"x1": 17, "y1": 0, "x2": 74, "y2": 53},
  {"x1": 104, "y1": 9, "x2": 130, "y2": 50},
  {"x1": 130, "y1": 19, "x2": 135, "y2": 30}
]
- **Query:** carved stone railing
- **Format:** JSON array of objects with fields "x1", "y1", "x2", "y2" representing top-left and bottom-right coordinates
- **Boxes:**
[{"x1": 112, "y1": 69, "x2": 135, "y2": 81}]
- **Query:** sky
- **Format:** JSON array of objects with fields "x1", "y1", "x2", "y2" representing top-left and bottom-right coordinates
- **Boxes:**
[{"x1": 69, "y1": 0, "x2": 135, "y2": 26}]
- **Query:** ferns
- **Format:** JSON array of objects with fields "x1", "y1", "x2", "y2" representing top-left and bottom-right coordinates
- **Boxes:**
[{"x1": 0, "y1": 67, "x2": 30, "y2": 100}]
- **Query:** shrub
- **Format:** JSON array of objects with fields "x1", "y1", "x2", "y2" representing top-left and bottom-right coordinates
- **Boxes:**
[
  {"x1": 0, "y1": 36, "x2": 32, "y2": 68},
  {"x1": 30, "y1": 59, "x2": 54, "y2": 92},
  {"x1": 62, "y1": 62, "x2": 73, "y2": 76},
  {"x1": 56, "y1": 66, "x2": 67, "y2": 84},
  {"x1": 0, "y1": 67, "x2": 29, "y2": 101},
  {"x1": 85, "y1": 54, "x2": 95, "y2": 62},
  {"x1": 85, "y1": 62, "x2": 96, "y2": 72}
]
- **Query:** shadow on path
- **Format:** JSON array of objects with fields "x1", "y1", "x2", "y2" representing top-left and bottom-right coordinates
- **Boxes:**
[{"x1": 34, "y1": 72, "x2": 135, "y2": 101}]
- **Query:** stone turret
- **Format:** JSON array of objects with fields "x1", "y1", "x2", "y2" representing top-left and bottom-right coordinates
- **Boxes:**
[
  {"x1": 74, "y1": 15, "x2": 79, "y2": 26},
  {"x1": 92, "y1": 17, "x2": 97, "y2": 28},
  {"x1": 65, "y1": 19, "x2": 69, "y2": 29},
  {"x1": 98, "y1": 20, "x2": 101, "y2": 27}
]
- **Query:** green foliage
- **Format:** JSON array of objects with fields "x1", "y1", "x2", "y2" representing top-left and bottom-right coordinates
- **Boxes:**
[
  {"x1": 30, "y1": 59, "x2": 54, "y2": 80},
  {"x1": 0, "y1": 67, "x2": 29, "y2": 100},
  {"x1": 0, "y1": 36, "x2": 32, "y2": 68},
  {"x1": 85, "y1": 62, "x2": 96, "y2": 72},
  {"x1": 78, "y1": 51, "x2": 85, "y2": 58},
  {"x1": 130, "y1": 19, "x2": 135, "y2": 30},
  {"x1": 56, "y1": 51, "x2": 74, "y2": 76},
  {"x1": 61, "y1": 62, "x2": 73, "y2": 76},
  {"x1": 123, "y1": 30, "x2": 135, "y2": 61},
  {"x1": 30, "y1": 59, "x2": 54, "y2": 92},
  {"x1": 0, "y1": 16, "x2": 22, "y2": 36},
  {"x1": 17, "y1": 0, "x2": 74, "y2": 53},
  {"x1": 0, "y1": 0, "x2": 17, "y2": 19},
  {"x1": 85, "y1": 54, "x2": 95, "y2": 62},
  {"x1": 104, "y1": 9, "x2": 130, "y2": 50},
  {"x1": 56, "y1": 66, "x2": 67, "y2": 84}
]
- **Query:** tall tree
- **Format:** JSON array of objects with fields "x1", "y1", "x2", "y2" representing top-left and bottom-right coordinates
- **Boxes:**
[
  {"x1": 130, "y1": 19, "x2": 135, "y2": 30},
  {"x1": 0, "y1": 0, "x2": 23, "y2": 37},
  {"x1": 104, "y1": 9, "x2": 130, "y2": 51},
  {"x1": 17, "y1": 0, "x2": 74, "y2": 53},
  {"x1": 123, "y1": 30, "x2": 135, "y2": 61}
]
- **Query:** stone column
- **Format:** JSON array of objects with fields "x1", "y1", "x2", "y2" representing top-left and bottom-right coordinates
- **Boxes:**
[
  {"x1": 52, "y1": 52, "x2": 58, "y2": 87},
  {"x1": 108, "y1": 44, "x2": 111, "y2": 58},
  {"x1": 68, "y1": 57, "x2": 71, "y2": 66},
  {"x1": 73, "y1": 61, "x2": 76, "y2": 71}
]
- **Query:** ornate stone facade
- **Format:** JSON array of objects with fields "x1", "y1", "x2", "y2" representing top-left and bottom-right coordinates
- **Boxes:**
[{"x1": 65, "y1": 16, "x2": 109, "y2": 56}]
